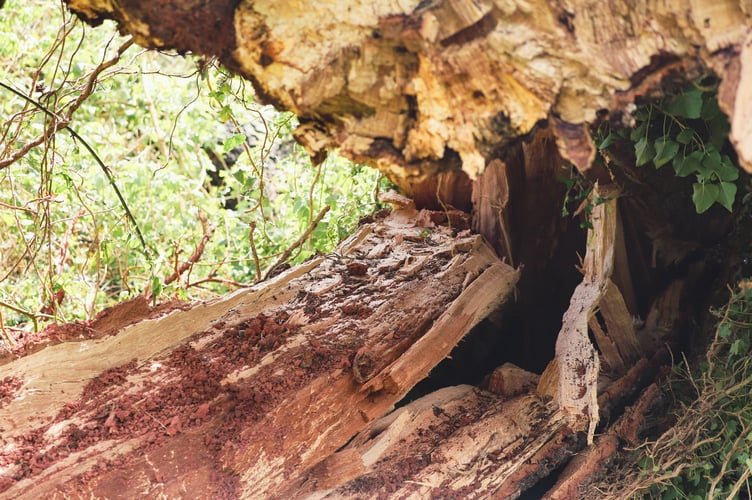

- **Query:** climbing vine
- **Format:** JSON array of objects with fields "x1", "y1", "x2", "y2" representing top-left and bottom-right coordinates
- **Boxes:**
[{"x1": 598, "y1": 79, "x2": 738, "y2": 214}]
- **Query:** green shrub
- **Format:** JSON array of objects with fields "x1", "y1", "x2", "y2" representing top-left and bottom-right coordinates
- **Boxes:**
[{"x1": 0, "y1": 3, "x2": 386, "y2": 332}]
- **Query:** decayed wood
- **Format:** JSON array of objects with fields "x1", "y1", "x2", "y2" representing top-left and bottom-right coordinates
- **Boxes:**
[
  {"x1": 283, "y1": 384, "x2": 569, "y2": 499},
  {"x1": 0, "y1": 208, "x2": 518, "y2": 498},
  {"x1": 589, "y1": 280, "x2": 643, "y2": 376},
  {"x1": 548, "y1": 182, "x2": 649, "y2": 440},
  {"x1": 472, "y1": 158, "x2": 515, "y2": 264},
  {"x1": 639, "y1": 279, "x2": 685, "y2": 354},
  {"x1": 554, "y1": 186, "x2": 617, "y2": 443},
  {"x1": 63, "y1": 0, "x2": 752, "y2": 186},
  {"x1": 727, "y1": 31, "x2": 752, "y2": 172},
  {"x1": 546, "y1": 375, "x2": 667, "y2": 499},
  {"x1": 481, "y1": 362, "x2": 539, "y2": 398}
]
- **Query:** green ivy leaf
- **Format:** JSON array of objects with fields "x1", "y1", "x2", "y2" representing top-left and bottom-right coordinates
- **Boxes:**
[
  {"x1": 700, "y1": 94, "x2": 721, "y2": 120},
  {"x1": 692, "y1": 182, "x2": 720, "y2": 213},
  {"x1": 219, "y1": 105, "x2": 233, "y2": 122},
  {"x1": 598, "y1": 132, "x2": 615, "y2": 150},
  {"x1": 700, "y1": 148, "x2": 723, "y2": 179},
  {"x1": 718, "y1": 323, "x2": 732, "y2": 338},
  {"x1": 731, "y1": 338, "x2": 745, "y2": 355},
  {"x1": 667, "y1": 88, "x2": 703, "y2": 119},
  {"x1": 716, "y1": 156, "x2": 739, "y2": 182},
  {"x1": 708, "y1": 115, "x2": 731, "y2": 150},
  {"x1": 634, "y1": 107, "x2": 651, "y2": 122},
  {"x1": 630, "y1": 121, "x2": 647, "y2": 142},
  {"x1": 653, "y1": 136, "x2": 679, "y2": 168},
  {"x1": 676, "y1": 127, "x2": 694, "y2": 145},
  {"x1": 674, "y1": 151, "x2": 703, "y2": 177},
  {"x1": 635, "y1": 137, "x2": 656, "y2": 167},
  {"x1": 222, "y1": 133, "x2": 246, "y2": 152},
  {"x1": 717, "y1": 181, "x2": 737, "y2": 212}
]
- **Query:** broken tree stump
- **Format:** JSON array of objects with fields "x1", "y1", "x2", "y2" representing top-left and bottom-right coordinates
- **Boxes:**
[{"x1": 0, "y1": 206, "x2": 518, "y2": 498}]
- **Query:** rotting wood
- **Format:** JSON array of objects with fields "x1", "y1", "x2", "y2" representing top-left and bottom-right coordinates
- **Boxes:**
[
  {"x1": 62, "y1": 0, "x2": 752, "y2": 188},
  {"x1": 639, "y1": 279, "x2": 685, "y2": 354},
  {"x1": 728, "y1": 31, "x2": 752, "y2": 172},
  {"x1": 0, "y1": 207, "x2": 518, "y2": 499},
  {"x1": 3, "y1": 1, "x2": 742, "y2": 495},
  {"x1": 590, "y1": 280, "x2": 644, "y2": 376},
  {"x1": 472, "y1": 158, "x2": 514, "y2": 265},
  {"x1": 546, "y1": 380, "x2": 666, "y2": 499},
  {"x1": 481, "y1": 362, "x2": 539, "y2": 398},
  {"x1": 555, "y1": 185, "x2": 618, "y2": 443},
  {"x1": 282, "y1": 384, "x2": 569, "y2": 499}
]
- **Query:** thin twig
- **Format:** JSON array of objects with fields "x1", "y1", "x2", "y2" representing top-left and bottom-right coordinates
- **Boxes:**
[
  {"x1": 163, "y1": 212, "x2": 217, "y2": 286},
  {"x1": 248, "y1": 220, "x2": 262, "y2": 281},
  {"x1": 308, "y1": 161, "x2": 323, "y2": 248},
  {"x1": 186, "y1": 277, "x2": 250, "y2": 289},
  {"x1": 0, "y1": 38, "x2": 149, "y2": 257},
  {"x1": 261, "y1": 205, "x2": 330, "y2": 282},
  {"x1": 0, "y1": 299, "x2": 39, "y2": 332}
]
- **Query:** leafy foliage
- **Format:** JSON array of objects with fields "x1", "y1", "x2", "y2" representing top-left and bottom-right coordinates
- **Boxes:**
[
  {"x1": 599, "y1": 81, "x2": 738, "y2": 214},
  {"x1": 557, "y1": 163, "x2": 609, "y2": 230},
  {"x1": 607, "y1": 284, "x2": 752, "y2": 499},
  {"x1": 0, "y1": 3, "x2": 387, "y2": 335}
]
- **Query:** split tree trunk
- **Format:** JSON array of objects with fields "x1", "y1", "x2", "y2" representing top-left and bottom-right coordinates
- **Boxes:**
[
  {"x1": 0, "y1": 197, "x2": 685, "y2": 498},
  {"x1": 1, "y1": 207, "x2": 519, "y2": 498},
  {"x1": 63, "y1": 0, "x2": 752, "y2": 180},
  {"x1": 2, "y1": 0, "x2": 751, "y2": 496}
]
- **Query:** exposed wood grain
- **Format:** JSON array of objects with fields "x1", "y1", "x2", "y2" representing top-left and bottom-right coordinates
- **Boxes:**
[
  {"x1": 284, "y1": 384, "x2": 570, "y2": 498},
  {"x1": 63, "y1": 0, "x2": 751, "y2": 184},
  {"x1": 0, "y1": 209, "x2": 517, "y2": 498},
  {"x1": 555, "y1": 186, "x2": 618, "y2": 443}
]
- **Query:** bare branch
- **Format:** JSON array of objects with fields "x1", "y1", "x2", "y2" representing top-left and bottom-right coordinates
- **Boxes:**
[
  {"x1": 163, "y1": 212, "x2": 217, "y2": 286},
  {"x1": 261, "y1": 205, "x2": 330, "y2": 282}
]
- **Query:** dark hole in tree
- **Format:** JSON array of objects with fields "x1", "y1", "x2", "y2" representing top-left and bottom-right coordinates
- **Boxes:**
[
  {"x1": 402, "y1": 214, "x2": 586, "y2": 402},
  {"x1": 400, "y1": 153, "x2": 742, "y2": 410}
]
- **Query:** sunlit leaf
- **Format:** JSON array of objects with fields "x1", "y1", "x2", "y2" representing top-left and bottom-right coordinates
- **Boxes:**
[{"x1": 222, "y1": 133, "x2": 246, "y2": 152}]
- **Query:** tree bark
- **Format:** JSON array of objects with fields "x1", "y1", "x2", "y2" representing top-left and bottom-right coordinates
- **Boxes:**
[{"x1": 0, "y1": 208, "x2": 518, "y2": 498}]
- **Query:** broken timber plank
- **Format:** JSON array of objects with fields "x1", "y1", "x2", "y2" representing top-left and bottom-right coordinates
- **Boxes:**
[
  {"x1": 0, "y1": 207, "x2": 518, "y2": 499},
  {"x1": 589, "y1": 279, "x2": 644, "y2": 376}
]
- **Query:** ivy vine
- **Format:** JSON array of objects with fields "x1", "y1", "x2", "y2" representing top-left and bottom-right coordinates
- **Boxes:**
[{"x1": 599, "y1": 80, "x2": 738, "y2": 214}]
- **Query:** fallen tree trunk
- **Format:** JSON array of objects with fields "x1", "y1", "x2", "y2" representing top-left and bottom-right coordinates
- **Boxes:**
[
  {"x1": 1, "y1": 0, "x2": 737, "y2": 496},
  {"x1": 0, "y1": 206, "x2": 518, "y2": 498},
  {"x1": 1, "y1": 192, "x2": 683, "y2": 498}
]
